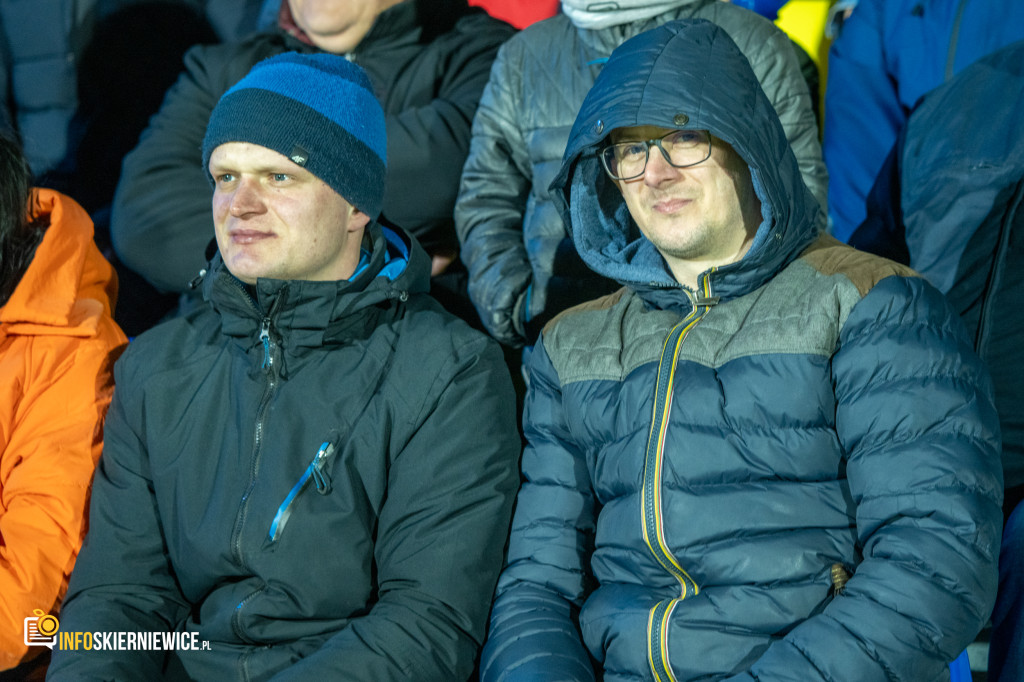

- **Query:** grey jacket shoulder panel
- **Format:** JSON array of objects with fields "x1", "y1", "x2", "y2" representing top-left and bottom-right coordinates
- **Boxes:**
[{"x1": 543, "y1": 235, "x2": 918, "y2": 385}]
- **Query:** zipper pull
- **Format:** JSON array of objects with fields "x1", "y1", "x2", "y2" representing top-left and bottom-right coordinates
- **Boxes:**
[
  {"x1": 187, "y1": 268, "x2": 208, "y2": 290},
  {"x1": 259, "y1": 317, "x2": 272, "y2": 370},
  {"x1": 266, "y1": 438, "x2": 337, "y2": 543},
  {"x1": 311, "y1": 442, "x2": 335, "y2": 495}
]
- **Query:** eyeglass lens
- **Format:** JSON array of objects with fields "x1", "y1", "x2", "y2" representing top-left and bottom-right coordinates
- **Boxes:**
[{"x1": 602, "y1": 130, "x2": 711, "y2": 180}]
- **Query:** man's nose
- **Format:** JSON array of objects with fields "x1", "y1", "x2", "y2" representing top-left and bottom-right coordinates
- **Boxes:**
[
  {"x1": 229, "y1": 178, "x2": 265, "y2": 217},
  {"x1": 644, "y1": 146, "x2": 679, "y2": 186}
]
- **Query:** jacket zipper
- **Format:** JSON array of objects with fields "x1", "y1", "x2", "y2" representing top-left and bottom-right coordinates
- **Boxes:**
[
  {"x1": 267, "y1": 440, "x2": 337, "y2": 543},
  {"x1": 228, "y1": 283, "x2": 282, "y2": 642},
  {"x1": 642, "y1": 271, "x2": 717, "y2": 682}
]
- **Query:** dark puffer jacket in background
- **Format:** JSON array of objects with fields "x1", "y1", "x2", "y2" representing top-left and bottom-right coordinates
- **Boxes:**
[
  {"x1": 852, "y1": 38, "x2": 1024, "y2": 504},
  {"x1": 482, "y1": 19, "x2": 1002, "y2": 682},
  {"x1": 49, "y1": 221, "x2": 521, "y2": 681}
]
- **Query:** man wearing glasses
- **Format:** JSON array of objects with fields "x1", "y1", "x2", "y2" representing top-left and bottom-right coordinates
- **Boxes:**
[{"x1": 480, "y1": 18, "x2": 1003, "y2": 682}]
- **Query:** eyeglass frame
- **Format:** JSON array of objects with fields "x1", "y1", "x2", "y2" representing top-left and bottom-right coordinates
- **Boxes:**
[{"x1": 599, "y1": 129, "x2": 713, "y2": 181}]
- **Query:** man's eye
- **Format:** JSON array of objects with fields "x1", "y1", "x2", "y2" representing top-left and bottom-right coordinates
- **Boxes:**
[
  {"x1": 618, "y1": 143, "x2": 647, "y2": 159},
  {"x1": 665, "y1": 131, "x2": 701, "y2": 147},
  {"x1": 216, "y1": 173, "x2": 235, "y2": 183},
  {"x1": 272, "y1": 173, "x2": 290, "y2": 182}
]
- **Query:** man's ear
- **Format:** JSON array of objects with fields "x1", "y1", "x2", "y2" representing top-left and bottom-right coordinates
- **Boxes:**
[{"x1": 349, "y1": 208, "x2": 371, "y2": 233}]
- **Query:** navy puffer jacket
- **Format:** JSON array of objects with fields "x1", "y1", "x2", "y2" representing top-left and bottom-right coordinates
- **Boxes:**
[{"x1": 482, "y1": 19, "x2": 1003, "y2": 682}]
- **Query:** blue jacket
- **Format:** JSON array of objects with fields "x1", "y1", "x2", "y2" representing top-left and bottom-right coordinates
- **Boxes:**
[
  {"x1": 823, "y1": 0, "x2": 1024, "y2": 242},
  {"x1": 851, "y1": 39, "x2": 1024, "y2": 497},
  {"x1": 482, "y1": 19, "x2": 1003, "y2": 682}
]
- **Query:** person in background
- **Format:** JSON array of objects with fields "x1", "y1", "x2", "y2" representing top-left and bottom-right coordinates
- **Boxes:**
[
  {"x1": 0, "y1": 0, "x2": 270, "y2": 180},
  {"x1": 992, "y1": 501, "x2": 1023, "y2": 681},
  {"x1": 823, "y1": 0, "x2": 1024, "y2": 242},
  {"x1": 0, "y1": 134, "x2": 126, "y2": 677},
  {"x1": 847, "y1": 39, "x2": 1024, "y2": 682},
  {"x1": 110, "y1": 0, "x2": 516, "y2": 331},
  {"x1": 481, "y1": 18, "x2": 1002, "y2": 681},
  {"x1": 467, "y1": 0, "x2": 558, "y2": 28},
  {"x1": 47, "y1": 53, "x2": 520, "y2": 681},
  {"x1": 456, "y1": 0, "x2": 825, "y2": 356}
]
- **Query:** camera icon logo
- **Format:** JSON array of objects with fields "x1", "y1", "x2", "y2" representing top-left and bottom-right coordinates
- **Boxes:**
[{"x1": 24, "y1": 609, "x2": 59, "y2": 649}]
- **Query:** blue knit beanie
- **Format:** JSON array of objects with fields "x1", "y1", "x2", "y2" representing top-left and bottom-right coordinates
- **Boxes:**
[{"x1": 202, "y1": 52, "x2": 387, "y2": 218}]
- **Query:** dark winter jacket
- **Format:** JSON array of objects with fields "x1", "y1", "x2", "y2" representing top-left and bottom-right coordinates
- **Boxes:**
[
  {"x1": 49, "y1": 221, "x2": 521, "y2": 681},
  {"x1": 482, "y1": 19, "x2": 1003, "y2": 682},
  {"x1": 851, "y1": 38, "x2": 1024, "y2": 500},
  {"x1": 823, "y1": 0, "x2": 1024, "y2": 242},
  {"x1": 455, "y1": 1, "x2": 826, "y2": 348},
  {"x1": 110, "y1": 0, "x2": 515, "y2": 295}
]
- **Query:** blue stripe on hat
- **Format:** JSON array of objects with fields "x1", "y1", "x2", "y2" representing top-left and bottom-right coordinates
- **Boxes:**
[{"x1": 224, "y1": 60, "x2": 386, "y2": 163}]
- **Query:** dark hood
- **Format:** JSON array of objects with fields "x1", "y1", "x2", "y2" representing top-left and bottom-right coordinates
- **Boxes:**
[{"x1": 549, "y1": 19, "x2": 823, "y2": 304}]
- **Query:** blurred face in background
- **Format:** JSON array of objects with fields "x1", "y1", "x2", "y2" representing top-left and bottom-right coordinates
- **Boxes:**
[{"x1": 288, "y1": 0, "x2": 406, "y2": 53}]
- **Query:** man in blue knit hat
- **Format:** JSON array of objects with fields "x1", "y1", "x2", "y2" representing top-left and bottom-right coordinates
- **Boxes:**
[{"x1": 48, "y1": 52, "x2": 521, "y2": 681}]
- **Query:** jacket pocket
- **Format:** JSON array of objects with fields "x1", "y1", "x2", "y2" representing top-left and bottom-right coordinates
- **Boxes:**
[{"x1": 267, "y1": 438, "x2": 337, "y2": 543}]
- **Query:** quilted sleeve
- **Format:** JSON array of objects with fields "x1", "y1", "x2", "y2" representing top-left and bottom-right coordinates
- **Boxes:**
[
  {"x1": 728, "y1": 275, "x2": 1003, "y2": 681},
  {"x1": 480, "y1": 340, "x2": 598, "y2": 682},
  {"x1": 455, "y1": 38, "x2": 535, "y2": 347}
]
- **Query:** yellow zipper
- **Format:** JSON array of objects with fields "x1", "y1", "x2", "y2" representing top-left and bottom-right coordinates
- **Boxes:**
[{"x1": 642, "y1": 273, "x2": 716, "y2": 682}]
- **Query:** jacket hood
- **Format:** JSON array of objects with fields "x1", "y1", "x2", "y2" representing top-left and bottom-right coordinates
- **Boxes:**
[
  {"x1": 0, "y1": 188, "x2": 118, "y2": 337},
  {"x1": 203, "y1": 219, "x2": 429, "y2": 357},
  {"x1": 550, "y1": 19, "x2": 823, "y2": 303}
]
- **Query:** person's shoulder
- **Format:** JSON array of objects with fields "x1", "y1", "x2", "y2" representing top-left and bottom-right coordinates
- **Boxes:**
[
  {"x1": 450, "y1": 4, "x2": 519, "y2": 38},
  {"x1": 690, "y1": 0, "x2": 790, "y2": 48},
  {"x1": 499, "y1": 12, "x2": 573, "y2": 51},
  {"x1": 183, "y1": 29, "x2": 289, "y2": 82},
  {"x1": 797, "y1": 233, "x2": 920, "y2": 299},
  {"x1": 382, "y1": 294, "x2": 509, "y2": 399},
  {"x1": 397, "y1": 293, "x2": 498, "y2": 358},
  {"x1": 116, "y1": 307, "x2": 222, "y2": 378},
  {"x1": 537, "y1": 287, "x2": 675, "y2": 385}
]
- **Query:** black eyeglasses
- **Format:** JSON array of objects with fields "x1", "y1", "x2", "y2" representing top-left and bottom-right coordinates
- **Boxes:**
[{"x1": 600, "y1": 129, "x2": 713, "y2": 181}]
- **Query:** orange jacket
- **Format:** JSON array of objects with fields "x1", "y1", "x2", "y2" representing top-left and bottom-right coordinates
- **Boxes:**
[{"x1": 0, "y1": 189, "x2": 127, "y2": 669}]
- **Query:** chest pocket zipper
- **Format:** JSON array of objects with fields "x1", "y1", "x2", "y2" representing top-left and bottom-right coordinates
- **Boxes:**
[{"x1": 267, "y1": 440, "x2": 336, "y2": 543}]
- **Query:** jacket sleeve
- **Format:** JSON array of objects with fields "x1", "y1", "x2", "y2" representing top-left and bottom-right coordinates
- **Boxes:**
[
  {"x1": 0, "y1": 335, "x2": 122, "y2": 671},
  {"x1": 378, "y1": 14, "x2": 516, "y2": 255},
  {"x1": 45, "y1": 348, "x2": 193, "y2": 680},
  {"x1": 823, "y1": 0, "x2": 905, "y2": 242},
  {"x1": 454, "y1": 38, "x2": 535, "y2": 347},
  {"x1": 271, "y1": 335, "x2": 521, "y2": 681},
  {"x1": 109, "y1": 43, "x2": 241, "y2": 294},
  {"x1": 726, "y1": 276, "x2": 1003, "y2": 681},
  {"x1": 479, "y1": 340, "x2": 597, "y2": 682}
]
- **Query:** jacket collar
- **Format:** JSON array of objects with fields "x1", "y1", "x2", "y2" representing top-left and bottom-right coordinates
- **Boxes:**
[{"x1": 205, "y1": 221, "x2": 428, "y2": 357}]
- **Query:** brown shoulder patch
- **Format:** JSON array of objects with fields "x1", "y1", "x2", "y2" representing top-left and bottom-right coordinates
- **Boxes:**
[{"x1": 800, "y1": 233, "x2": 920, "y2": 297}]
